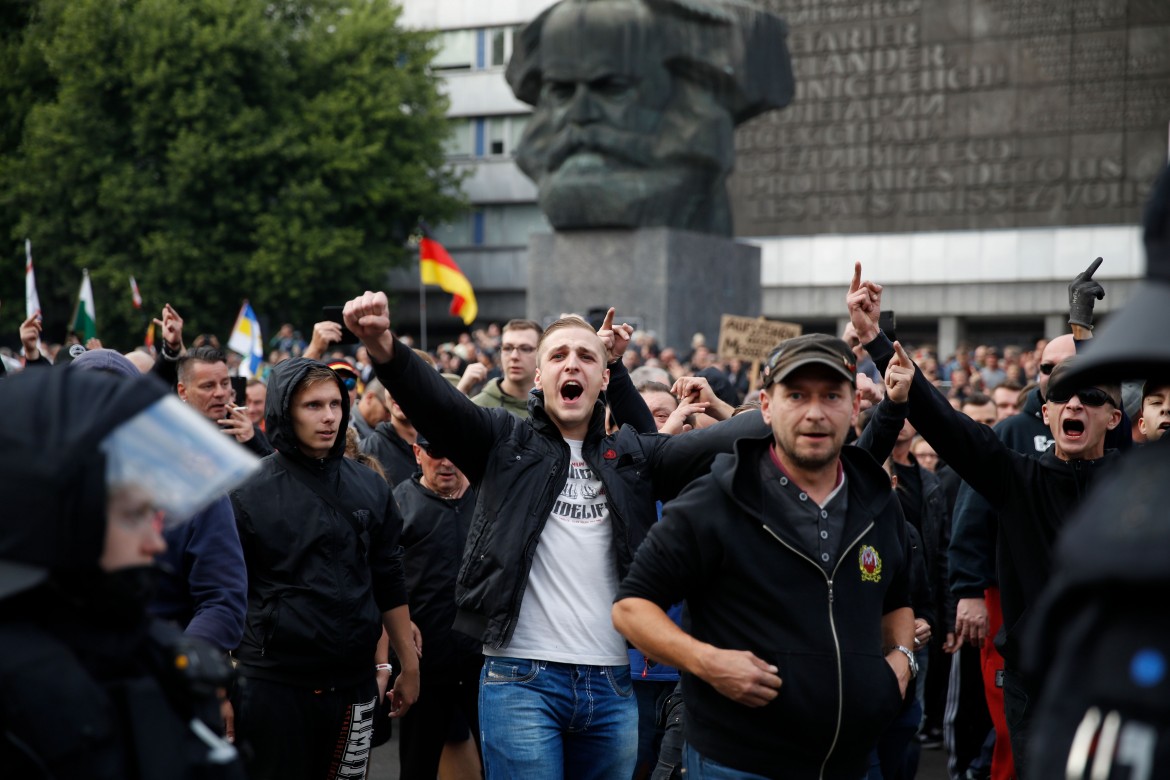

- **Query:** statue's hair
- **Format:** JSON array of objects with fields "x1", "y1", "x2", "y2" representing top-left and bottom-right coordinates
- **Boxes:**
[{"x1": 506, "y1": 0, "x2": 793, "y2": 124}]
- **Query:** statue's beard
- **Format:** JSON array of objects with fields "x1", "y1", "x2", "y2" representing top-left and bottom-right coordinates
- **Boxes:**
[
  {"x1": 538, "y1": 162, "x2": 723, "y2": 232},
  {"x1": 517, "y1": 103, "x2": 734, "y2": 234}
]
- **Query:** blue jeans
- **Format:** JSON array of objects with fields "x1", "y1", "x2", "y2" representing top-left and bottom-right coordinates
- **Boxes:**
[
  {"x1": 683, "y1": 743, "x2": 772, "y2": 779},
  {"x1": 479, "y1": 656, "x2": 637, "y2": 780}
]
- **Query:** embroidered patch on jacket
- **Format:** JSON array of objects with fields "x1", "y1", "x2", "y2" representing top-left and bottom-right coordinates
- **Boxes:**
[{"x1": 859, "y1": 545, "x2": 882, "y2": 583}]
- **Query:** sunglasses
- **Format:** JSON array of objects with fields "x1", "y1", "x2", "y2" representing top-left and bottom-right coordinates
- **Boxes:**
[
  {"x1": 1039, "y1": 362, "x2": 1056, "y2": 375},
  {"x1": 1047, "y1": 387, "x2": 1115, "y2": 407},
  {"x1": 421, "y1": 445, "x2": 446, "y2": 460}
]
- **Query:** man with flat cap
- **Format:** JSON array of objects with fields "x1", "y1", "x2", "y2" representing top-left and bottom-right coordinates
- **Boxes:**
[{"x1": 614, "y1": 333, "x2": 915, "y2": 779}]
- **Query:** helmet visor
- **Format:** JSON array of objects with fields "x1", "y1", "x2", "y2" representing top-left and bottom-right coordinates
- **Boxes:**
[{"x1": 100, "y1": 395, "x2": 259, "y2": 528}]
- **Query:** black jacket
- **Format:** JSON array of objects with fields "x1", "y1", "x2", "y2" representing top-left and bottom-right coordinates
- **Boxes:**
[
  {"x1": 361, "y1": 421, "x2": 417, "y2": 486},
  {"x1": 948, "y1": 388, "x2": 1051, "y2": 599},
  {"x1": 861, "y1": 398, "x2": 955, "y2": 630},
  {"x1": 393, "y1": 475, "x2": 481, "y2": 677},
  {"x1": 866, "y1": 332, "x2": 1120, "y2": 666},
  {"x1": 372, "y1": 340, "x2": 769, "y2": 649},
  {"x1": 616, "y1": 435, "x2": 911, "y2": 780},
  {"x1": 230, "y1": 357, "x2": 407, "y2": 687}
]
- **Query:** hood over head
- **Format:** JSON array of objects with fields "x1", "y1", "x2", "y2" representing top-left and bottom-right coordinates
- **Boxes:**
[
  {"x1": 0, "y1": 368, "x2": 167, "y2": 599},
  {"x1": 265, "y1": 357, "x2": 351, "y2": 462}
]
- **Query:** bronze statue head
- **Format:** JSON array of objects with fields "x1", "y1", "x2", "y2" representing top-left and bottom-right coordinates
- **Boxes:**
[{"x1": 507, "y1": 0, "x2": 793, "y2": 236}]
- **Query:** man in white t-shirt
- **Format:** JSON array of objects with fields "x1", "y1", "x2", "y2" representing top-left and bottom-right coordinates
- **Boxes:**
[{"x1": 343, "y1": 292, "x2": 767, "y2": 778}]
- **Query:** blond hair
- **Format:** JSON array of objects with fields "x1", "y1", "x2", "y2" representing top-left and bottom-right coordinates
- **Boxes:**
[{"x1": 537, "y1": 315, "x2": 604, "y2": 362}]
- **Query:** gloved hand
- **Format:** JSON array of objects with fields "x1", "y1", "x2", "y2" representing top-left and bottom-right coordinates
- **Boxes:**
[{"x1": 1068, "y1": 257, "x2": 1105, "y2": 330}]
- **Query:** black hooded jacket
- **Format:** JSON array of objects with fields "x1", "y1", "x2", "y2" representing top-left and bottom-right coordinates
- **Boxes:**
[
  {"x1": 230, "y1": 358, "x2": 407, "y2": 688},
  {"x1": 616, "y1": 435, "x2": 911, "y2": 780}
]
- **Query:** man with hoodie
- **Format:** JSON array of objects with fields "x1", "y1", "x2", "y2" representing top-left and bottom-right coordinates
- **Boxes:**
[
  {"x1": 343, "y1": 293, "x2": 769, "y2": 779},
  {"x1": 613, "y1": 333, "x2": 916, "y2": 780},
  {"x1": 849, "y1": 262, "x2": 1126, "y2": 775},
  {"x1": 229, "y1": 358, "x2": 417, "y2": 780}
]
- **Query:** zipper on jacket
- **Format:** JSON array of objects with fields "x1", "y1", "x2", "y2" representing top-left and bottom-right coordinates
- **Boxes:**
[{"x1": 761, "y1": 518, "x2": 875, "y2": 780}]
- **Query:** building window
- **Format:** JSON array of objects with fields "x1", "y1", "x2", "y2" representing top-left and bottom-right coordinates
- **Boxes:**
[
  {"x1": 433, "y1": 29, "x2": 474, "y2": 70},
  {"x1": 489, "y1": 27, "x2": 511, "y2": 68},
  {"x1": 446, "y1": 115, "x2": 531, "y2": 159},
  {"x1": 433, "y1": 205, "x2": 549, "y2": 249},
  {"x1": 443, "y1": 118, "x2": 473, "y2": 158}
]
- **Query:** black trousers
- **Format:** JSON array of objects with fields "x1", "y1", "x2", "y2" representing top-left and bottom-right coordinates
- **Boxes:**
[
  {"x1": 1002, "y1": 666, "x2": 1032, "y2": 779},
  {"x1": 945, "y1": 645, "x2": 993, "y2": 780},
  {"x1": 397, "y1": 657, "x2": 483, "y2": 780},
  {"x1": 233, "y1": 675, "x2": 378, "y2": 780}
]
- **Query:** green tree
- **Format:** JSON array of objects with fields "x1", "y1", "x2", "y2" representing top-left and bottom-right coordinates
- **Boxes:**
[{"x1": 0, "y1": 0, "x2": 463, "y2": 351}]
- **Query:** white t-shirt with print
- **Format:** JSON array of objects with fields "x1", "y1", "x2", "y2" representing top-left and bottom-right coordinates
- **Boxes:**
[{"x1": 487, "y1": 439, "x2": 629, "y2": 665}]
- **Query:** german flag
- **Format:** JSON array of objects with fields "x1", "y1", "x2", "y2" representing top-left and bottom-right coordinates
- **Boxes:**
[{"x1": 420, "y1": 235, "x2": 477, "y2": 326}]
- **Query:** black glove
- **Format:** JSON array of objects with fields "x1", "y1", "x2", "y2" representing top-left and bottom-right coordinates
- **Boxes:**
[{"x1": 1068, "y1": 257, "x2": 1105, "y2": 330}]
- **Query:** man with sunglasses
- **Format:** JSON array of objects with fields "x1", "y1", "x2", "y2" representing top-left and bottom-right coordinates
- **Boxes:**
[
  {"x1": 849, "y1": 263, "x2": 1126, "y2": 775},
  {"x1": 393, "y1": 433, "x2": 482, "y2": 779}
]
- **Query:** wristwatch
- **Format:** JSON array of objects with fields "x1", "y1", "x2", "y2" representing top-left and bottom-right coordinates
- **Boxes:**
[{"x1": 891, "y1": 645, "x2": 918, "y2": 679}]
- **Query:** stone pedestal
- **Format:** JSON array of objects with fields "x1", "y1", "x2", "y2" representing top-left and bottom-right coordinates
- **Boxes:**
[{"x1": 527, "y1": 228, "x2": 760, "y2": 353}]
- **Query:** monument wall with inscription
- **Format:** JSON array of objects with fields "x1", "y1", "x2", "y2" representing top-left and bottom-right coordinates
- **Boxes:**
[
  {"x1": 730, "y1": 0, "x2": 1170, "y2": 236},
  {"x1": 394, "y1": 0, "x2": 1167, "y2": 357}
]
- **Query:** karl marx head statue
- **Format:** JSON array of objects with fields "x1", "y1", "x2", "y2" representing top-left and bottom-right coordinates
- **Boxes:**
[{"x1": 506, "y1": 0, "x2": 793, "y2": 236}]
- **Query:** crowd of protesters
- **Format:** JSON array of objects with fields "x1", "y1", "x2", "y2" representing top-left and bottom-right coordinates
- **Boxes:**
[{"x1": 3, "y1": 166, "x2": 1169, "y2": 780}]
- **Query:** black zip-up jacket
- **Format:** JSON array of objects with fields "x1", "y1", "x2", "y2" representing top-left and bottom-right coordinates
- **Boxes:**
[
  {"x1": 616, "y1": 434, "x2": 911, "y2": 780},
  {"x1": 865, "y1": 331, "x2": 1120, "y2": 666},
  {"x1": 372, "y1": 340, "x2": 769, "y2": 649},
  {"x1": 393, "y1": 475, "x2": 481, "y2": 677},
  {"x1": 230, "y1": 358, "x2": 407, "y2": 687}
]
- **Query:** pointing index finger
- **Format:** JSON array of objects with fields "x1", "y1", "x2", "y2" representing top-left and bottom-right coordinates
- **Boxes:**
[
  {"x1": 892, "y1": 340, "x2": 909, "y2": 364},
  {"x1": 1084, "y1": 256, "x2": 1103, "y2": 278},
  {"x1": 600, "y1": 307, "x2": 615, "y2": 332},
  {"x1": 850, "y1": 261, "x2": 862, "y2": 294}
]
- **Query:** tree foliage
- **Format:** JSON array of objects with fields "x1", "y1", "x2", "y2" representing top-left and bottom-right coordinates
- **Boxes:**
[{"x1": 0, "y1": 0, "x2": 463, "y2": 349}]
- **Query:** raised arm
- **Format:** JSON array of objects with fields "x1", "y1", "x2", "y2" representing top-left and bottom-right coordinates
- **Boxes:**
[
  {"x1": 599, "y1": 307, "x2": 656, "y2": 433},
  {"x1": 848, "y1": 264, "x2": 1015, "y2": 508},
  {"x1": 151, "y1": 303, "x2": 185, "y2": 387},
  {"x1": 855, "y1": 354, "x2": 914, "y2": 464},
  {"x1": 648, "y1": 409, "x2": 770, "y2": 501},
  {"x1": 344, "y1": 291, "x2": 499, "y2": 484}
]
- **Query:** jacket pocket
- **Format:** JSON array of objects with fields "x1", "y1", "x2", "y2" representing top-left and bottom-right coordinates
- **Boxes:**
[
  {"x1": 257, "y1": 593, "x2": 283, "y2": 657},
  {"x1": 837, "y1": 651, "x2": 905, "y2": 748}
]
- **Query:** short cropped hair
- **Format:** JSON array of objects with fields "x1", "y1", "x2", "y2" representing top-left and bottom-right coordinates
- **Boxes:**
[
  {"x1": 637, "y1": 381, "x2": 674, "y2": 396},
  {"x1": 537, "y1": 315, "x2": 603, "y2": 361},
  {"x1": 503, "y1": 319, "x2": 543, "y2": 338},
  {"x1": 177, "y1": 345, "x2": 227, "y2": 385}
]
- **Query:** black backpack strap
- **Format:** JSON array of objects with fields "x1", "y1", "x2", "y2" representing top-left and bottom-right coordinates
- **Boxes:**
[{"x1": 275, "y1": 452, "x2": 369, "y2": 557}]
